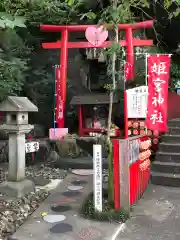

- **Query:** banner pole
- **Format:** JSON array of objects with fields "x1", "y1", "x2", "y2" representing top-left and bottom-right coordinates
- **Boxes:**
[
  {"x1": 54, "y1": 66, "x2": 57, "y2": 136},
  {"x1": 145, "y1": 54, "x2": 148, "y2": 135},
  {"x1": 124, "y1": 60, "x2": 128, "y2": 139},
  {"x1": 145, "y1": 53, "x2": 148, "y2": 86}
]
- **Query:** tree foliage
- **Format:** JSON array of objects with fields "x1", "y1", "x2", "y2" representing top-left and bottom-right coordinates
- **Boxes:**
[
  {"x1": 0, "y1": 0, "x2": 179, "y2": 112},
  {"x1": 0, "y1": 0, "x2": 99, "y2": 105},
  {"x1": 0, "y1": 0, "x2": 93, "y2": 25},
  {"x1": 0, "y1": 11, "x2": 29, "y2": 99},
  {"x1": 170, "y1": 62, "x2": 180, "y2": 90}
]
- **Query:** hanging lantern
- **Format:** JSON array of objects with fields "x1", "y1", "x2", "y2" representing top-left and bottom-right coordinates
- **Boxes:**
[
  {"x1": 128, "y1": 130, "x2": 132, "y2": 136},
  {"x1": 142, "y1": 141, "x2": 147, "y2": 149},
  {"x1": 139, "y1": 121, "x2": 145, "y2": 129},
  {"x1": 147, "y1": 140, "x2": 152, "y2": 147},
  {"x1": 153, "y1": 129, "x2": 159, "y2": 137},
  {"x1": 133, "y1": 129, "x2": 139, "y2": 135},
  {"x1": 140, "y1": 158, "x2": 150, "y2": 171},
  {"x1": 128, "y1": 120, "x2": 132, "y2": 128},
  {"x1": 147, "y1": 130, "x2": 152, "y2": 136},
  {"x1": 139, "y1": 149, "x2": 151, "y2": 160},
  {"x1": 139, "y1": 152, "x2": 145, "y2": 160},
  {"x1": 140, "y1": 141, "x2": 150, "y2": 150},
  {"x1": 133, "y1": 121, "x2": 139, "y2": 129},
  {"x1": 140, "y1": 129, "x2": 145, "y2": 135},
  {"x1": 153, "y1": 138, "x2": 159, "y2": 144},
  {"x1": 146, "y1": 149, "x2": 151, "y2": 158}
]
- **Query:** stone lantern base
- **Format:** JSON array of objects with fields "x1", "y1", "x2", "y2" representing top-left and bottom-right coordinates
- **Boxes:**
[{"x1": 0, "y1": 179, "x2": 35, "y2": 198}]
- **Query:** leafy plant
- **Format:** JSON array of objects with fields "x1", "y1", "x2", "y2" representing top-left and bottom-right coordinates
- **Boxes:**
[
  {"x1": 80, "y1": 189, "x2": 129, "y2": 222},
  {"x1": 170, "y1": 62, "x2": 180, "y2": 90},
  {"x1": 0, "y1": 12, "x2": 26, "y2": 28},
  {"x1": 0, "y1": 15, "x2": 29, "y2": 100},
  {"x1": 0, "y1": 0, "x2": 90, "y2": 25}
]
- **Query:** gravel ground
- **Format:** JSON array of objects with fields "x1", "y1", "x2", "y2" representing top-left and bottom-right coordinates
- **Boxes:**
[
  {"x1": 0, "y1": 162, "x2": 68, "y2": 184},
  {"x1": 0, "y1": 161, "x2": 68, "y2": 239},
  {"x1": 0, "y1": 189, "x2": 49, "y2": 239}
]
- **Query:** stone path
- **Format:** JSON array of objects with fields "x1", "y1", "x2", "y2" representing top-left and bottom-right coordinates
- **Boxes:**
[
  {"x1": 117, "y1": 184, "x2": 180, "y2": 240},
  {"x1": 12, "y1": 171, "x2": 121, "y2": 240}
]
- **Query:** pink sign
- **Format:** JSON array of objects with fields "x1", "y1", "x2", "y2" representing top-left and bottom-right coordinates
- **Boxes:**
[
  {"x1": 85, "y1": 26, "x2": 108, "y2": 47},
  {"x1": 49, "y1": 128, "x2": 68, "y2": 140}
]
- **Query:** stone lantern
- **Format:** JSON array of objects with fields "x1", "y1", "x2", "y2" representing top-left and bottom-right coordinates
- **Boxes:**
[{"x1": 0, "y1": 96, "x2": 38, "y2": 197}]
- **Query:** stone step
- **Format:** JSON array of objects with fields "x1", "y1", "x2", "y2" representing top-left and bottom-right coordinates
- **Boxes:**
[
  {"x1": 161, "y1": 135, "x2": 180, "y2": 143},
  {"x1": 152, "y1": 161, "x2": 180, "y2": 174},
  {"x1": 168, "y1": 127, "x2": 180, "y2": 135},
  {"x1": 168, "y1": 119, "x2": 180, "y2": 127},
  {"x1": 156, "y1": 151, "x2": 180, "y2": 162},
  {"x1": 158, "y1": 143, "x2": 180, "y2": 153},
  {"x1": 151, "y1": 171, "x2": 180, "y2": 187}
]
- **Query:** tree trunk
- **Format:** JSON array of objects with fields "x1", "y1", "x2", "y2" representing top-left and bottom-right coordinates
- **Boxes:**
[{"x1": 107, "y1": 26, "x2": 119, "y2": 202}]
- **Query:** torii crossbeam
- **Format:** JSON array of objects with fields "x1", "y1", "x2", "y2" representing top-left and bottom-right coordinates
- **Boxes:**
[{"x1": 40, "y1": 20, "x2": 154, "y2": 128}]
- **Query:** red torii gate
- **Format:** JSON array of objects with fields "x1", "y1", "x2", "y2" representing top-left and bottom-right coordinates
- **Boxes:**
[{"x1": 40, "y1": 20, "x2": 154, "y2": 129}]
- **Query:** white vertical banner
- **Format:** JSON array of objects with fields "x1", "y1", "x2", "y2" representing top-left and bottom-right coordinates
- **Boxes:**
[
  {"x1": 93, "y1": 144, "x2": 102, "y2": 212},
  {"x1": 127, "y1": 86, "x2": 148, "y2": 118}
]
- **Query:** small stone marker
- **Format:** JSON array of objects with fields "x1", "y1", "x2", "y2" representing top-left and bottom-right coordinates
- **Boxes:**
[
  {"x1": 93, "y1": 145, "x2": 103, "y2": 212},
  {"x1": 43, "y1": 214, "x2": 66, "y2": 223}
]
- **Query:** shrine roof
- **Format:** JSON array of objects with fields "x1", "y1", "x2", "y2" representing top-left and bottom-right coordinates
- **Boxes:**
[
  {"x1": 0, "y1": 96, "x2": 38, "y2": 112},
  {"x1": 70, "y1": 93, "x2": 119, "y2": 105}
]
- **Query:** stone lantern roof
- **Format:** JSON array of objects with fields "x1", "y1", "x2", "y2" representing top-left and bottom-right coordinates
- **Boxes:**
[{"x1": 0, "y1": 96, "x2": 38, "y2": 112}]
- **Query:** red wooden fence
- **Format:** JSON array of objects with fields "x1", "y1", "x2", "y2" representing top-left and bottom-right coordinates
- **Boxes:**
[{"x1": 113, "y1": 135, "x2": 151, "y2": 212}]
